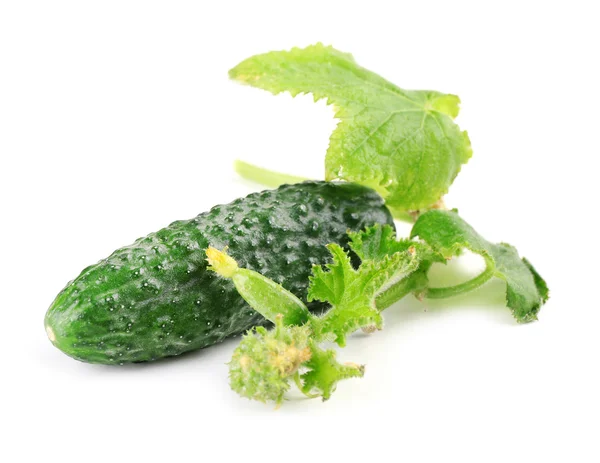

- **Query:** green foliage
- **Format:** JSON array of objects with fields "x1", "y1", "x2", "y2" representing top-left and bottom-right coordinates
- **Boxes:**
[
  {"x1": 209, "y1": 248, "x2": 375, "y2": 404},
  {"x1": 308, "y1": 242, "x2": 420, "y2": 346},
  {"x1": 221, "y1": 44, "x2": 549, "y2": 406},
  {"x1": 213, "y1": 213, "x2": 549, "y2": 405},
  {"x1": 230, "y1": 43, "x2": 472, "y2": 213},
  {"x1": 299, "y1": 343, "x2": 365, "y2": 401},
  {"x1": 411, "y1": 210, "x2": 549, "y2": 322},
  {"x1": 348, "y1": 223, "x2": 441, "y2": 265}
]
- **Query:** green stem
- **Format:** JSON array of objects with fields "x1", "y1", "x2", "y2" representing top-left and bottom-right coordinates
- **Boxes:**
[
  {"x1": 425, "y1": 257, "x2": 495, "y2": 299},
  {"x1": 375, "y1": 268, "x2": 428, "y2": 310},
  {"x1": 374, "y1": 256, "x2": 496, "y2": 309},
  {"x1": 234, "y1": 160, "x2": 309, "y2": 188}
]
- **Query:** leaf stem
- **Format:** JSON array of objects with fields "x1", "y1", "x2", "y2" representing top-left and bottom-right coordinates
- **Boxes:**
[
  {"x1": 234, "y1": 160, "x2": 309, "y2": 188},
  {"x1": 374, "y1": 256, "x2": 496, "y2": 309},
  {"x1": 424, "y1": 257, "x2": 495, "y2": 299},
  {"x1": 375, "y1": 268, "x2": 428, "y2": 310}
]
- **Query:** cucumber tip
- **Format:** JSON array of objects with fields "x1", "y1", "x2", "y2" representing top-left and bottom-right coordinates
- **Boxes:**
[{"x1": 46, "y1": 325, "x2": 56, "y2": 343}]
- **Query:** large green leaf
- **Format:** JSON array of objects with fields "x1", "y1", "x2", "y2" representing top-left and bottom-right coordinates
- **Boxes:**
[{"x1": 230, "y1": 43, "x2": 472, "y2": 212}]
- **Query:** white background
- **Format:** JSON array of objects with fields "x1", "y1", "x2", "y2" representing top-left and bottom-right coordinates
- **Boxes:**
[{"x1": 1, "y1": 1, "x2": 598, "y2": 462}]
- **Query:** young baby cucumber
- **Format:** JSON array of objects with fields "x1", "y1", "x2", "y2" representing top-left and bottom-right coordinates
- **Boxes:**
[{"x1": 45, "y1": 181, "x2": 393, "y2": 364}]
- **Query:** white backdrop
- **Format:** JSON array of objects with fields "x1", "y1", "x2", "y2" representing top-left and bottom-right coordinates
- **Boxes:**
[{"x1": 1, "y1": 1, "x2": 598, "y2": 462}]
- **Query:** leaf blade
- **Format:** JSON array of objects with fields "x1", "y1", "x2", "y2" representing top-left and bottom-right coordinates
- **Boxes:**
[
  {"x1": 229, "y1": 43, "x2": 472, "y2": 212},
  {"x1": 308, "y1": 230, "x2": 421, "y2": 346},
  {"x1": 411, "y1": 210, "x2": 549, "y2": 322}
]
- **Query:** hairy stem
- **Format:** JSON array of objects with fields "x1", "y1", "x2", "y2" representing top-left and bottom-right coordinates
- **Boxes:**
[
  {"x1": 374, "y1": 256, "x2": 496, "y2": 310},
  {"x1": 234, "y1": 160, "x2": 309, "y2": 188},
  {"x1": 425, "y1": 257, "x2": 495, "y2": 299},
  {"x1": 375, "y1": 268, "x2": 428, "y2": 310}
]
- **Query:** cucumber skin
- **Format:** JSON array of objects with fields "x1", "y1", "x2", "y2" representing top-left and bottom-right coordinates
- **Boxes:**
[{"x1": 45, "y1": 181, "x2": 393, "y2": 364}]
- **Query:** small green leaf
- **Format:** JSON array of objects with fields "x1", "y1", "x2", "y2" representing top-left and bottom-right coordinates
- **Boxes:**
[
  {"x1": 229, "y1": 43, "x2": 472, "y2": 213},
  {"x1": 347, "y1": 224, "x2": 440, "y2": 309},
  {"x1": 300, "y1": 343, "x2": 364, "y2": 401},
  {"x1": 410, "y1": 210, "x2": 549, "y2": 322},
  {"x1": 348, "y1": 223, "x2": 442, "y2": 264},
  {"x1": 308, "y1": 242, "x2": 419, "y2": 346},
  {"x1": 348, "y1": 224, "x2": 411, "y2": 261},
  {"x1": 495, "y1": 247, "x2": 549, "y2": 322}
]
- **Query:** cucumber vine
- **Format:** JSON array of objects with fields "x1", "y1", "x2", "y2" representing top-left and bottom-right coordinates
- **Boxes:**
[
  {"x1": 205, "y1": 44, "x2": 549, "y2": 405},
  {"x1": 207, "y1": 211, "x2": 548, "y2": 405}
]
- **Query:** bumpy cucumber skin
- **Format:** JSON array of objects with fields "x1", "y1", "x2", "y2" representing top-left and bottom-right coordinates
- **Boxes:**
[{"x1": 45, "y1": 181, "x2": 393, "y2": 364}]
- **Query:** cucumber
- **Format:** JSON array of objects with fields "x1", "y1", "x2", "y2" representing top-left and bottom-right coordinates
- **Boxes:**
[{"x1": 45, "y1": 181, "x2": 393, "y2": 364}]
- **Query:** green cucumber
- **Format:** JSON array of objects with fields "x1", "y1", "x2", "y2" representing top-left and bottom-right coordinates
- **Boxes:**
[{"x1": 45, "y1": 181, "x2": 393, "y2": 364}]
